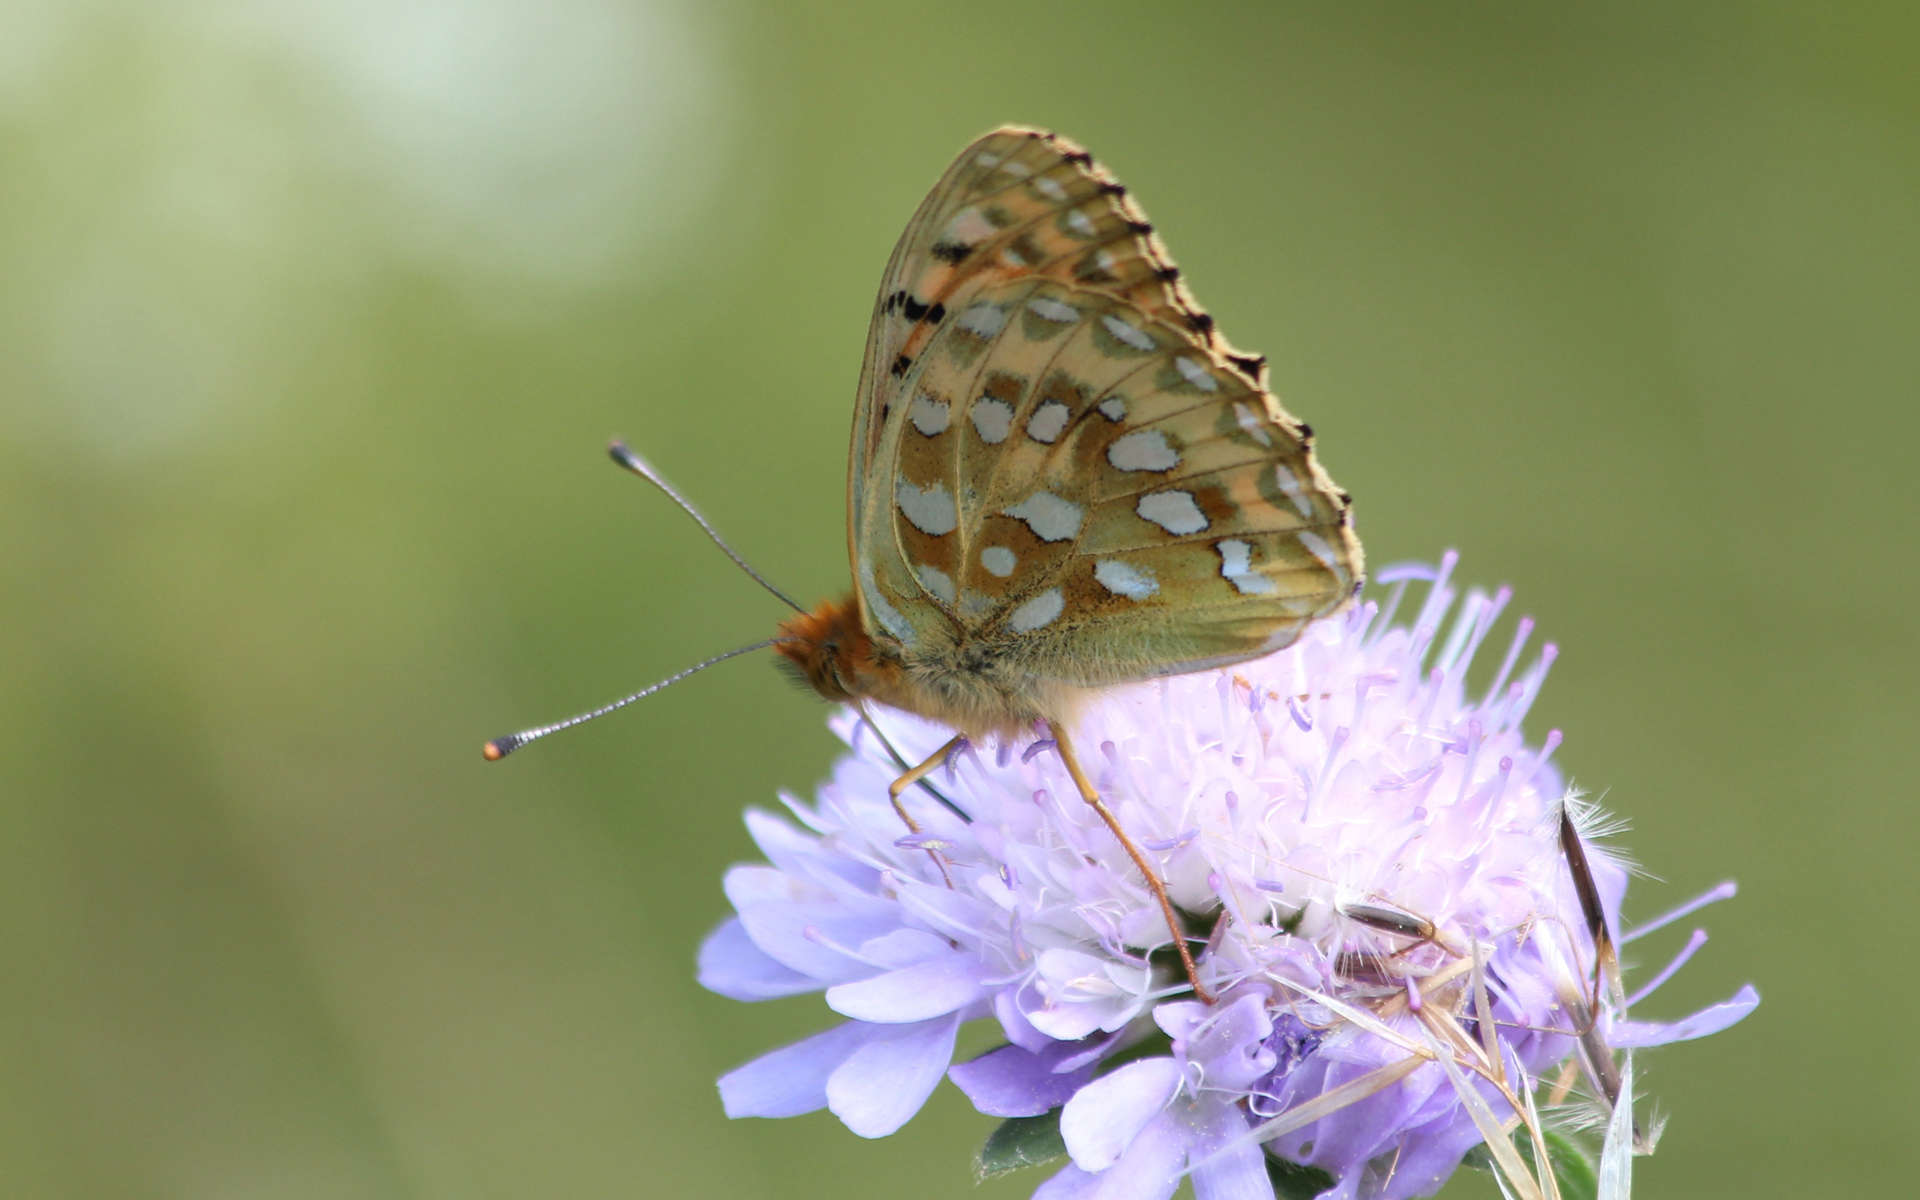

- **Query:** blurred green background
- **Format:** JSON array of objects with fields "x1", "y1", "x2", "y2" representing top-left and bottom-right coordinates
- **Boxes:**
[{"x1": 3, "y1": 2, "x2": 1912, "y2": 1197}]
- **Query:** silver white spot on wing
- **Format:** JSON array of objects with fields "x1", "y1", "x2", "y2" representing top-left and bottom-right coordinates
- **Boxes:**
[
  {"x1": 974, "y1": 152, "x2": 1002, "y2": 168},
  {"x1": 1004, "y1": 490, "x2": 1084, "y2": 542},
  {"x1": 997, "y1": 158, "x2": 1032, "y2": 178},
  {"x1": 1065, "y1": 209, "x2": 1096, "y2": 238},
  {"x1": 1097, "y1": 397, "x2": 1127, "y2": 422},
  {"x1": 1106, "y1": 429, "x2": 1179, "y2": 472},
  {"x1": 1002, "y1": 245, "x2": 1029, "y2": 267},
  {"x1": 915, "y1": 563, "x2": 956, "y2": 605},
  {"x1": 1272, "y1": 463, "x2": 1314, "y2": 517},
  {"x1": 1234, "y1": 401, "x2": 1273, "y2": 447},
  {"x1": 980, "y1": 546, "x2": 1017, "y2": 578},
  {"x1": 1298, "y1": 529, "x2": 1350, "y2": 588},
  {"x1": 859, "y1": 561, "x2": 913, "y2": 645},
  {"x1": 1026, "y1": 296, "x2": 1078, "y2": 323},
  {"x1": 1008, "y1": 587, "x2": 1065, "y2": 633},
  {"x1": 971, "y1": 396, "x2": 1014, "y2": 444},
  {"x1": 1033, "y1": 175, "x2": 1067, "y2": 202},
  {"x1": 956, "y1": 301, "x2": 1009, "y2": 339},
  {"x1": 1027, "y1": 400, "x2": 1071, "y2": 443},
  {"x1": 1094, "y1": 559, "x2": 1158, "y2": 600},
  {"x1": 1175, "y1": 356, "x2": 1219, "y2": 393},
  {"x1": 1215, "y1": 539, "x2": 1276, "y2": 595},
  {"x1": 1136, "y1": 490, "x2": 1207, "y2": 535},
  {"x1": 1100, "y1": 313, "x2": 1155, "y2": 352},
  {"x1": 895, "y1": 477, "x2": 958, "y2": 536},
  {"x1": 908, "y1": 390, "x2": 949, "y2": 436},
  {"x1": 944, "y1": 206, "x2": 995, "y2": 246}
]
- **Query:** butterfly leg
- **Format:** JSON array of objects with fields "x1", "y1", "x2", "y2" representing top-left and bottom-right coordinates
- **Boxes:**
[
  {"x1": 1048, "y1": 723, "x2": 1214, "y2": 1004},
  {"x1": 888, "y1": 734, "x2": 967, "y2": 887}
]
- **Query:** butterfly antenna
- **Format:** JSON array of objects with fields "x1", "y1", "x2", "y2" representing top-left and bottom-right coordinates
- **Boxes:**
[
  {"x1": 483, "y1": 638, "x2": 785, "y2": 760},
  {"x1": 607, "y1": 441, "x2": 806, "y2": 614}
]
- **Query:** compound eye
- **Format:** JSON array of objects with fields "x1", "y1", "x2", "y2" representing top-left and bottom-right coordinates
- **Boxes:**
[{"x1": 821, "y1": 651, "x2": 848, "y2": 697}]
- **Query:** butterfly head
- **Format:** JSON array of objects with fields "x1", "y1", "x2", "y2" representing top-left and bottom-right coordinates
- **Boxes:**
[{"x1": 774, "y1": 594, "x2": 898, "y2": 705}]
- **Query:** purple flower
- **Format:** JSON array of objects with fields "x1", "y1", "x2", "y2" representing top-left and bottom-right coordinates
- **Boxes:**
[{"x1": 700, "y1": 555, "x2": 1757, "y2": 1198}]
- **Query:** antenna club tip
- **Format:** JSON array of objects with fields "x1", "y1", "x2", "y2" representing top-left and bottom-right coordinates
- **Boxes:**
[{"x1": 482, "y1": 736, "x2": 519, "y2": 761}]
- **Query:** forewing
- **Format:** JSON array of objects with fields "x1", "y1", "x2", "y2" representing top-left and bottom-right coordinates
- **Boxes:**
[
  {"x1": 847, "y1": 126, "x2": 1255, "y2": 568},
  {"x1": 849, "y1": 126, "x2": 1361, "y2": 683}
]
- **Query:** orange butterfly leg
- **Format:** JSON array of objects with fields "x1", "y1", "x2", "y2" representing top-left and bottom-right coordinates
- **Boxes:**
[
  {"x1": 888, "y1": 734, "x2": 966, "y2": 887},
  {"x1": 1049, "y1": 723, "x2": 1214, "y2": 1004}
]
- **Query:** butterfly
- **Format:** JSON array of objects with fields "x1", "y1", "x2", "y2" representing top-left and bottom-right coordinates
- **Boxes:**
[{"x1": 772, "y1": 126, "x2": 1363, "y2": 1000}]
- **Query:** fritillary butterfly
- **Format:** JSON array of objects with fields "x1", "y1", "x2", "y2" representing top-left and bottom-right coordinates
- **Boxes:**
[{"x1": 776, "y1": 126, "x2": 1364, "y2": 1000}]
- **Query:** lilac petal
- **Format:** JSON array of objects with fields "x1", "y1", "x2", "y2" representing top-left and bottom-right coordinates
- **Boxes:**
[
  {"x1": 1023, "y1": 998, "x2": 1116, "y2": 1042},
  {"x1": 1032, "y1": 1164, "x2": 1101, "y2": 1200},
  {"x1": 1154, "y1": 998, "x2": 1214, "y2": 1043},
  {"x1": 1186, "y1": 1102, "x2": 1272, "y2": 1200},
  {"x1": 1161, "y1": 993, "x2": 1274, "y2": 1091},
  {"x1": 826, "y1": 951, "x2": 986, "y2": 1022},
  {"x1": 826, "y1": 1013, "x2": 962, "y2": 1137},
  {"x1": 1609, "y1": 983, "x2": 1759, "y2": 1047},
  {"x1": 1191, "y1": 1138, "x2": 1270, "y2": 1200},
  {"x1": 697, "y1": 918, "x2": 818, "y2": 1000},
  {"x1": 1059, "y1": 1057, "x2": 1183, "y2": 1171},
  {"x1": 718, "y1": 1021, "x2": 873, "y2": 1119},
  {"x1": 734, "y1": 901, "x2": 898, "y2": 983},
  {"x1": 1381, "y1": 1108, "x2": 1498, "y2": 1200},
  {"x1": 1055, "y1": 1029, "x2": 1127, "y2": 1073},
  {"x1": 743, "y1": 807, "x2": 834, "y2": 874},
  {"x1": 858, "y1": 926, "x2": 959, "y2": 968},
  {"x1": 949, "y1": 1042, "x2": 1100, "y2": 1117},
  {"x1": 1094, "y1": 1115, "x2": 1186, "y2": 1200},
  {"x1": 995, "y1": 989, "x2": 1059, "y2": 1054},
  {"x1": 1024, "y1": 948, "x2": 1152, "y2": 1040}
]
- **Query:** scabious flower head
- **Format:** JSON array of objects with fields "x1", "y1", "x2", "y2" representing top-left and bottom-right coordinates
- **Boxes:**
[{"x1": 700, "y1": 555, "x2": 1757, "y2": 1199}]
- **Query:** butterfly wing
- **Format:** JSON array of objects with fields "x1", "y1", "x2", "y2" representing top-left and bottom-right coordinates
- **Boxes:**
[
  {"x1": 849, "y1": 128, "x2": 1361, "y2": 692},
  {"x1": 848, "y1": 127, "x2": 1235, "y2": 562}
]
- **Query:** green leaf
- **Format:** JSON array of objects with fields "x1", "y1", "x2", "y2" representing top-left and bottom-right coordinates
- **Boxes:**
[
  {"x1": 1465, "y1": 1129, "x2": 1599, "y2": 1200},
  {"x1": 976, "y1": 1111, "x2": 1068, "y2": 1181},
  {"x1": 1266, "y1": 1157, "x2": 1337, "y2": 1200},
  {"x1": 1534, "y1": 1129, "x2": 1600, "y2": 1200}
]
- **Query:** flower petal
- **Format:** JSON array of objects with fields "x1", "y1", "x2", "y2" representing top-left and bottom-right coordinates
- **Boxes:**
[
  {"x1": 1609, "y1": 984, "x2": 1760, "y2": 1047},
  {"x1": 1185, "y1": 1100, "x2": 1272, "y2": 1200},
  {"x1": 1092, "y1": 1115, "x2": 1186, "y2": 1200},
  {"x1": 826, "y1": 951, "x2": 986, "y2": 1022},
  {"x1": 949, "y1": 1041, "x2": 1102, "y2": 1118},
  {"x1": 1191, "y1": 1141, "x2": 1271, "y2": 1200},
  {"x1": 1059, "y1": 1057, "x2": 1183, "y2": 1171},
  {"x1": 718, "y1": 1021, "x2": 873, "y2": 1119},
  {"x1": 1160, "y1": 992, "x2": 1275, "y2": 1092},
  {"x1": 744, "y1": 806, "x2": 869, "y2": 884},
  {"x1": 734, "y1": 900, "x2": 897, "y2": 983},
  {"x1": 1032, "y1": 1164, "x2": 1100, "y2": 1200},
  {"x1": 826, "y1": 1013, "x2": 962, "y2": 1137},
  {"x1": 696, "y1": 918, "x2": 817, "y2": 1000},
  {"x1": 1024, "y1": 948, "x2": 1153, "y2": 1040}
]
